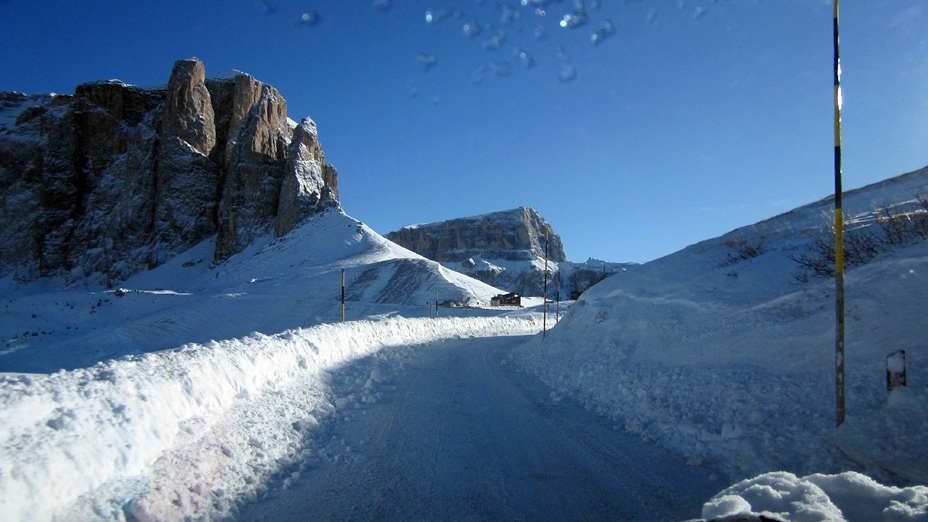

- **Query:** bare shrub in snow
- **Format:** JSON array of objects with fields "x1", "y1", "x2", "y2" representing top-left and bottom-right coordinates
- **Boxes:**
[
  {"x1": 790, "y1": 198, "x2": 928, "y2": 281},
  {"x1": 721, "y1": 238, "x2": 765, "y2": 267}
]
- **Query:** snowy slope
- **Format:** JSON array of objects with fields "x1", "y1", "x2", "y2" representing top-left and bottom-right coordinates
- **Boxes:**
[
  {"x1": 0, "y1": 209, "x2": 503, "y2": 373},
  {"x1": 0, "y1": 315, "x2": 542, "y2": 522},
  {"x1": 0, "y1": 208, "x2": 543, "y2": 521},
  {"x1": 513, "y1": 167, "x2": 928, "y2": 497}
]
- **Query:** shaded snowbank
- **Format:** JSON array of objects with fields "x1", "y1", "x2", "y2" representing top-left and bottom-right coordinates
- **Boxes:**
[
  {"x1": 512, "y1": 168, "x2": 928, "y2": 490},
  {"x1": 0, "y1": 315, "x2": 542, "y2": 521},
  {"x1": 701, "y1": 471, "x2": 928, "y2": 522}
]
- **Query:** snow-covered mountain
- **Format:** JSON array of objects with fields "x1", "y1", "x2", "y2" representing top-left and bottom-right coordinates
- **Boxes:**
[
  {"x1": 0, "y1": 58, "x2": 338, "y2": 286},
  {"x1": 0, "y1": 208, "x2": 505, "y2": 373},
  {"x1": 513, "y1": 166, "x2": 928, "y2": 512},
  {"x1": 387, "y1": 206, "x2": 637, "y2": 298},
  {"x1": 3, "y1": 165, "x2": 928, "y2": 520},
  {"x1": 3, "y1": 58, "x2": 928, "y2": 521}
]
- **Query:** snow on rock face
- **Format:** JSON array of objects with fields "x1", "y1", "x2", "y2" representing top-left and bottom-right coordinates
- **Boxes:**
[
  {"x1": 388, "y1": 206, "x2": 566, "y2": 263},
  {"x1": 0, "y1": 58, "x2": 339, "y2": 286},
  {"x1": 513, "y1": 167, "x2": 928, "y2": 484},
  {"x1": 0, "y1": 316, "x2": 542, "y2": 522},
  {"x1": 387, "y1": 206, "x2": 636, "y2": 297}
]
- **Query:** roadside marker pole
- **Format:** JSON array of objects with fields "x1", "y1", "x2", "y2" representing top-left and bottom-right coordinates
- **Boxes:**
[
  {"x1": 543, "y1": 227, "x2": 549, "y2": 339},
  {"x1": 834, "y1": 0, "x2": 846, "y2": 427},
  {"x1": 435, "y1": 290, "x2": 438, "y2": 319},
  {"x1": 341, "y1": 268, "x2": 346, "y2": 323}
]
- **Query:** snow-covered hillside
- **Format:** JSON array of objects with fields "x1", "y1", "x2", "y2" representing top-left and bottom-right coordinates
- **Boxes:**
[
  {"x1": 4, "y1": 167, "x2": 928, "y2": 521},
  {"x1": 512, "y1": 167, "x2": 928, "y2": 519},
  {"x1": 0, "y1": 208, "x2": 547, "y2": 520},
  {"x1": 0, "y1": 209, "x2": 503, "y2": 373}
]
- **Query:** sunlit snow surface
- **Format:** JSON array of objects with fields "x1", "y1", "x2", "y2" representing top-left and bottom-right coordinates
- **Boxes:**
[
  {"x1": 0, "y1": 209, "x2": 536, "y2": 520},
  {"x1": 4, "y1": 168, "x2": 928, "y2": 521},
  {"x1": 514, "y1": 168, "x2": 928, "y2": 520}
]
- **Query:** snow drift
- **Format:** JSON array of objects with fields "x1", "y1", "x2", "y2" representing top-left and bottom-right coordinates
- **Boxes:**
[
  {"x1": 0, "y1": 209, "x2": 504, "y2": 373},
  {"x1": 0, "y1": 315, "x2": 542, "y2": 521},
  {"x1": 513, "y1": 167, "x2": 928, "y2": 489}
]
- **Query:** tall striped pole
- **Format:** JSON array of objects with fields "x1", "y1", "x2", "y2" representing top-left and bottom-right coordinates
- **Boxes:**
[
  {"x1": 543, "y1": 227, "x2": 549, "y2": 339},
  {"x1": 341, "y1": 268, "x2": 346, "y2": 323},
  {"x1": 833, "y1": 0, "x2": 846, "y2": 427}
]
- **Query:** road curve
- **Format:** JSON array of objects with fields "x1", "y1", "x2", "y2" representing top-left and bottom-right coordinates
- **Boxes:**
[{"x1": 237, "y1": 333, "x2": 722, "y2": 521}]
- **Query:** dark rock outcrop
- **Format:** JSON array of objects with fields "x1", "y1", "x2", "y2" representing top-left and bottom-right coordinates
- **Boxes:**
[
  {"x1": 387, "y1": 207, "x2": 565, "y2": 296},
  {"x1": 0, "y1": 58, "x2": 339, "y2": 285},
  {"x1": 388, "y1": 206, "x2": 566, "y2": 264},
  {"x1": 387, "y1": 207, "x2": 636, "y2": 297}
]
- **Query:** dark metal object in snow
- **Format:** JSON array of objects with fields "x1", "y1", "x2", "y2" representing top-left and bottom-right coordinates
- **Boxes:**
[{"x1": 887, "y1": 350, "x2": 907, "y2": 392}]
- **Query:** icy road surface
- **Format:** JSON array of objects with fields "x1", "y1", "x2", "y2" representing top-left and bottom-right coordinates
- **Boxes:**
[{"x1": 238, "y1": 333, "x2": 724, "y2": 521}]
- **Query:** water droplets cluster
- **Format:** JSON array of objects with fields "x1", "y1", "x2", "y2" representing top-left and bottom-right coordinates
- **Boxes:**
[
  {"x1": 255, "y1": 0, "x2": 744, "y2": 93},
  {"x1": 410, "y1": 0, "x2": 623, "y2": 86}
]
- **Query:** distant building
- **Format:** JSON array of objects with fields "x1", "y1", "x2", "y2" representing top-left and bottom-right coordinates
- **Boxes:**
[{"x1": 490, "y1": 292, "x2": 521, "y2": 307}]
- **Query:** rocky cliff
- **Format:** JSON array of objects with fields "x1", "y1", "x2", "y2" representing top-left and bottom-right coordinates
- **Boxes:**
[
  {"x1": 0, "y1": 58, "x2": 338, "y2": 286},
  {"x1": 388, "y1": 207, "x2": 566, "y2": 264},
  {"x1": 387, "y1": 207, "x2": 636, "y2": 298},
  {"x1": 387, "y1": 207, "x2": 559, "y2": 296}
]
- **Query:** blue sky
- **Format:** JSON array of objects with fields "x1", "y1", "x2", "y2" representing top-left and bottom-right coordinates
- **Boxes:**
[{"x1": 1, "y1": 0, "x2": 926, "y2": 263}]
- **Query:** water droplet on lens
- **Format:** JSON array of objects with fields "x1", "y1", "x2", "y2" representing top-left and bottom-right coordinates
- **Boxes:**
[
  {"x1": 500, "y1": 4, "x2": 521, "y2": 24},
  {"x1": 417, "y1": 53, "x2": 439, "y2": 71},
  {"x1": 590, "y1": 18, "x2": 615, "y2": 44},
  {"x1": 463, "y1": 19, "x2": 483, "y2": 38},
  {"x1": 256, "y1": 1, "x2": 279, "y2": 14},
  {"x1": 482, "y1": 31, "x2": 506, "y2": 50},
  {"x1": 373, "y1": 0, "x2": 391, "y2": 11},
  {"x1": 692, "y1": 6, "x2": 708, "y2": 19},
  {"x1": 534, "y1": 24, "x2": 546, "y2": 39},
  {"x1": 554, "y1": 45, "x2": 576, "y2": 81},
  {"x1": 490, "y1": 61, "x2": 512, "y2": 77},
  {"x1": 513, "y1": 47, "x2": 536, "y2": 68},
  {"x1": 559, "y1": 8, "x2": 588, "y2": 29},
  {"x1": 471, "y1": 64, "x2": 491, "y2": 84},
  {"x1": 298, "y1": 11, "x2": 320, "y2": 26}
]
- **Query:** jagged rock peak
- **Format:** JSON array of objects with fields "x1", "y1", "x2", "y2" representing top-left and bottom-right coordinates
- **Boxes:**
[
  {"x1": 163, "y1": 58, "x2": 216, "y2": 156},
  {"x1": 388, "y1": 206, "x2": 567, "y2": 263},
  {"x1": 0, "y1": 58, "x2": 340, "y2": 286}
]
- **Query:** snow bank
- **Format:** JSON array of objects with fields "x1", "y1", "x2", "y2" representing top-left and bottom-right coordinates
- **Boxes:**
[
  {"x1": 702, "y1": 471, "x2": 928, "y2": 522},
  {"x1": 0, "y1": 315, "x2": 541, "y2": 521},
  {"x1": 513, "y1": 168, "x2": 928, "y2": 486}
]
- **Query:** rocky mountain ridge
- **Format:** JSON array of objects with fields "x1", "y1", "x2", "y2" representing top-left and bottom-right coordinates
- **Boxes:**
[
  {"x1": 387, "y1": 207, "x2": 636, "y2": 297},
  {"x1": 388, "y1": 207, "x2": 566, "y2": 264},
  {"x1": 0, "y1": 58, "x2": 338, "y2": 286}
]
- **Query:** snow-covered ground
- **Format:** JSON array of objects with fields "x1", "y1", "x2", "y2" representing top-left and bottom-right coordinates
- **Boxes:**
[
  {"x1": 513, "y1": 167, "x2": 928, "y2": 521},
  {"x1": 0, "y1": 209, "x2": 504, "y2": 373},
  {"x1": 3, "y1": 167, "x2": 928, "y2": 521},
  {"x1": 0, "y1": 209, "x2": 542, "y2": 520}
]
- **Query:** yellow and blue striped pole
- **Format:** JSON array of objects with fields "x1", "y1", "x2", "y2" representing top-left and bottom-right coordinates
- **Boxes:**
[
  {"x1": 543, "y1": 227, "x2": 549, "y2": 339},
  {"x1": 834, "y1": 0, "x2": 846, "y2": 427}
]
